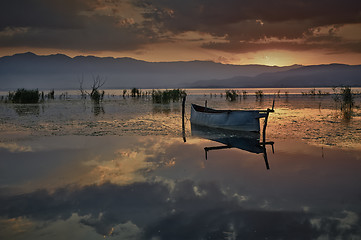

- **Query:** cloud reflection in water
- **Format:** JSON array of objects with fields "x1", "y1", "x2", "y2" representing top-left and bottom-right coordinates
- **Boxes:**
[{"x1": 0, "y1": 135, "x2": 361, "y2": 239}]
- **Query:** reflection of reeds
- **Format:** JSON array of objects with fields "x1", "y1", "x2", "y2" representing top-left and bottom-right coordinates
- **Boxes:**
[
  {"x1": 92, "y1": 102, "x2": 105, "y2": 116},
  {"x1": 13, "y1": 105, "x2": 40, "y2": 116},
  {"x1": 152, "y1": 89, "x2": 186, "y2": 103}
]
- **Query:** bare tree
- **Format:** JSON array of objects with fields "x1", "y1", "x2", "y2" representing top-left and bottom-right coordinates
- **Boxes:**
[
  {"x1": 89, "y1": 75, "x2": 106, "y2": 100},
  {"x1": 78, "y1": 74, "x2": 106, "y2": 102}
]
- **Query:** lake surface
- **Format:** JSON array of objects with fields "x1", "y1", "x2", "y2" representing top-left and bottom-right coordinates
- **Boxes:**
[{"x1": 1, "y1": 89, "x2": 361, "y2": 239}]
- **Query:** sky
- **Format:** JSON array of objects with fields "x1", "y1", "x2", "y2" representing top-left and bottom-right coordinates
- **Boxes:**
[{"x1": 1, "y1": 0, "x2": 361, "y2": 66}]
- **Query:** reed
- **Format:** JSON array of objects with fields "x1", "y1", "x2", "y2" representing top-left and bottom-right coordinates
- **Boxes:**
[
  {"x1": 255, "y1": 90, "x2": 264, "y2": 99},
  {"x1": 152, "y1": 89, "x2": 186, "y2": 103},
  {"x1": 340, "y1": 86, "x2": 354, "y2": 109},
  {"x1": 225, "y1": 90, "x2": 238, "y2": 101},
  {"x1": 48, "y1": 89, "x2": 55, "y2": 99},
  {"x1": 131, "y1": 88, "x2": 141, "y2": 97},
  {"x1": 9, "y1": 88, "x2": 40, "y2": 103}
]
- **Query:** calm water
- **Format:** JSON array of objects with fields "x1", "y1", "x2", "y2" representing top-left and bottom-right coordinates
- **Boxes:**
[{"x1": 0, "y1": 89, "x2": 361, "y2": 239}]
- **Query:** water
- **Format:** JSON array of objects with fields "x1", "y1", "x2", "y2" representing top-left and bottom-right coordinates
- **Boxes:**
[{"x1": 0, "y1": 89, "x2": 361, "y2": 239}]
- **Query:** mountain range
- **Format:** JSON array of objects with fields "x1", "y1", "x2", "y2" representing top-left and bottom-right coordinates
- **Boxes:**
[{"x1": 0, "y1": 52, "x2": 360, "y2": 90}]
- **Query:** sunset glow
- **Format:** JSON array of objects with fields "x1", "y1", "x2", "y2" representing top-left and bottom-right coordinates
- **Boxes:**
[{"x1": 1, "y1": 0, "x2": 360, "y2": 66}]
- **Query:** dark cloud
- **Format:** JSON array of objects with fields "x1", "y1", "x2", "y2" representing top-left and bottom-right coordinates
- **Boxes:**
[
  {"x1": 134, "y1": 0, "x2": 361, "y2": 53},
  {"x1": 0, "y1": 0, "x2": 361, "y2": 54},
  {"x1": 0, "y1": 0, "x2": 157, "y2": 51},
  {"x1": 135, "y1": 0, "x2": 361, "y2": 35},
  {"x1": 0, "y1": 0, "x2": 95, "y2": 30},
  {"x1": 0, "y1": 16, "x2": 154, "y2": 51},
  {"x1": 1, "y1": 180, "x2": 361, "y2": 239}
]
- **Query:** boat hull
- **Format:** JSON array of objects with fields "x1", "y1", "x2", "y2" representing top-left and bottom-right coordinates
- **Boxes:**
[{"x1": 190, "y1": 104, "x2": 266, "y2": 132}]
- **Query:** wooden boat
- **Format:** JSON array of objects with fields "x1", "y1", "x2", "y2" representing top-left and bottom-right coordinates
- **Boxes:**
[{"x1": 190, "y1": 103, "x2": 274, "y2": 132}]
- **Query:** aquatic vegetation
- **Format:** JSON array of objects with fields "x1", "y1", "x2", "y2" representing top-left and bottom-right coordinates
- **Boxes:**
[
  {"x1": 89, "y1": 76, "x2": 106, "y2": 103},
  {"x1": 333, "y1": 86, "x2": 354, "y2": 107},
  {"x1": 90, "y1": 90, "x2": 105, "y2": 103},
  {"x1": 152, "y1": 89, "x2": 186, "y2": 103},
  {"x1": 131, "y1": 88, "x2": 141, "y2": 97},
  {"x1": 225, "y1": 90, "x2": 238, "y2": 101},
  {"x1": 301, "y1": 89, "x2": 329, "y2": 96},
  {"x1": 78, "y1": 75, "x2": 106, "y2": 102},
  {"x1": 332, "y1": 86, "x2": 355, "y2": 121},
  {"x1": 48, "y1": 89, "x2": 55, "y2": 99},
  {"x1": 242, "y1": 90, "x2": 248, "y2": 99},
  {"x1": 255, "y1": 90, "x2": 264, "y2": 100},
  {"x1": 341, "y1": 86, "x2": 354, "y2": 106},
  {"x1": 9, "y1": 88, "x2": 40, "y2": 103}
]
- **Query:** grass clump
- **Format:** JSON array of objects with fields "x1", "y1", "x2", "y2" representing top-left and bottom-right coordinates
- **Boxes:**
[
  {"x1": 225, "y1": 90, "x2": 238, "y2": 101},
  {"x1": 332, "y1": 86, "x2": 355, "y2": 120},
  {"x1": 301, "y1": 88, "x2": 329, "y2": 96},
  {"x1": 255, "y1": 90, "x2": 264, "y2": 100},
  {"x1": 9, "y1": 88, "x2": 40, "y2": 103},
  {"x1": 332, "y1": 86, "x2": 354, "y2": 107},
  {"x1": 131, "y1": 88, "x2": 142, "y2": 97},
  {"x1": 152, "y1": 89, "x2": 186, "y2": 103}
]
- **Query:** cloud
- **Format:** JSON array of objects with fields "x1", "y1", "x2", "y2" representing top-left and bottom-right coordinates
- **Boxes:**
[
  {"x1": 1, "y1": 180, "x2": 361, "y2": 239},
  {"x1": 0, "y1": 0, "x2": 94, "y2": 30},
  {"x1": 0, "y1": 142, "x2": 32, "y2": 152},
  {"x1": 1, "y1": 0, "x2": 361, "y2": 56},
  {"x1": 134, "y1": 0, "x2": 361, "y2": 53},
  {"x1": 0, "y1": 0, "x2": 157, "y2": 51},
  {"x1": 135, "y1": 0, "x2": 361, "y2": 34}
]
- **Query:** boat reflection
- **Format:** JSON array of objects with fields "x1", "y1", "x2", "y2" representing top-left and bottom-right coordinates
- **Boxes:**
[{"x1": 191, "y1": 123, "x2": 274, "y2": 170}]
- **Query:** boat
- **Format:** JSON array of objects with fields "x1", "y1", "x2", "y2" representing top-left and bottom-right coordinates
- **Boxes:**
[{"x1": 190, "y1": 103, "x2": 274, "y2": 132}]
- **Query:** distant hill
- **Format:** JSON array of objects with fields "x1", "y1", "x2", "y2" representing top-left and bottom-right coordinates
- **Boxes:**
[
  {"x1": 190, "y1": 64, "x2": 361, "y2": 88},
  {"x1": 0, "y1": 52, "x2": 300, "y2": 90}
]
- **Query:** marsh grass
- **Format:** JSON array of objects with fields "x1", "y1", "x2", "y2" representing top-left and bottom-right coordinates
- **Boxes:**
[
  {"x1": 301, "y1": 88, "x2": 329, "y2": 96},
  {"x1": 152, "y1": 89, "x2": 186, "y2": 103},
  {"x1": 9, "y1": 89, "x2": 40, "y2": 103},
  {"x1": 255, "y1": 90, "x2": 264, "y2": 100},
  {"x1": 131, "y1": 88, "x2": 142, "y2": 98},
  {"x1": 332, "y1": 86, "x2": 355, "y2": 120},
  {"x1": 225, "y1": 90, "x2": 238, "y2": 101}
]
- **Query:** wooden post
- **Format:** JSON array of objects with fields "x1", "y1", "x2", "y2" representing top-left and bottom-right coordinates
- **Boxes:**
[
  {"x1": 182, "y1": 96, "x2": 186, "y2": 142},
  {"x1": 263, "y1": 145, "x2": 270, "y2": 170},
  {"x1": 262, "y1": 109, "x2": 270, "y2": 143}
]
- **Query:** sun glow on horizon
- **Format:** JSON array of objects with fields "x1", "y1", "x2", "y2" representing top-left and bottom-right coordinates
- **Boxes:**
[{"x1": 1, "y1": 46, "x2": 361, "y2": 67}]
